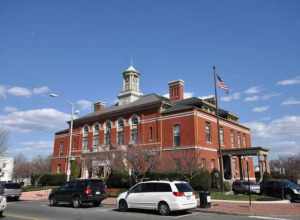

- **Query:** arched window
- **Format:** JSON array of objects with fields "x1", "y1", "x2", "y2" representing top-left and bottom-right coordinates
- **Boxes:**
[
  {"x1": 173, "y1": 124, "x2": 181, "y2": 147},
  {"x1": 93, "y1": 123, "x2": 100, "y2": 150},
  {"x1": 117, "y1": 118, "x2": 125, "y2": 145},
  {"x1": 104, "y1": 121, "x2": 112, "y2": 145},
  {"x1": 82, "y1": 125, "x2": 89, "y2": 151},
  {"x1": 130, "y1": 116, "x2": 139, "y2": 144}
]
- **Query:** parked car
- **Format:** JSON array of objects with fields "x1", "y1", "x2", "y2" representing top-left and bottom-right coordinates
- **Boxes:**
[
  {"x1": 0, "y1": 194, "x2": 7, "y2": 216},
  {"x1": 117, "y1": 181, "x2": 197, "y2": 216},
  {"x1": 261, "y1": 179, "x2": 300, "y2": 202},
  {"x1": 232, "y1": 180, "x2": 261, "y2": 194},
  {"x1": 1, "y1": 182, "x2": 22, "y2": 201},
  {"x1": 48, "y1": 179, "x2": 107, "y2": 208}
]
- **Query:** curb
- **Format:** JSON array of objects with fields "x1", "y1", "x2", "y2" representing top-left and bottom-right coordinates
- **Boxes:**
[{"x1": 211, "y1": 199, "x2": 291, "y2": 204}]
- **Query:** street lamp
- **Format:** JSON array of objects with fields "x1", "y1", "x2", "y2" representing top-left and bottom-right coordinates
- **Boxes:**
[{"x1": 49, "y1": 93, "x2": 78, "y2": 182}]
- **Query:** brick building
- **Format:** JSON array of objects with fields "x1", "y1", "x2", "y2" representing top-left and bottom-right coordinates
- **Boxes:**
[{"x1": 51, "y1": 65, "x2": 269, "y2": 181}]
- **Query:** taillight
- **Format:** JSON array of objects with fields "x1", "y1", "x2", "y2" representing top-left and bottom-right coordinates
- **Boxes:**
[
  {"x1": 173, "y1": 192, "x2": 185, "y2": 197},
  {"x1": 85, "y1": 187, "x2": 92, "y2": 195}
]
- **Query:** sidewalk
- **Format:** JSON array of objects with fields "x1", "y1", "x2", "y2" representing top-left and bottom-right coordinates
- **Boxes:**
[
  {"x1": 20, "y1": 189, "x2": 51, "y2": 201},
  {"x1": 197, "y1": 201, "x2": 300, "y2": 217},
  {"x1": 103, "y1": 198, "x2": 300, "y2": 217}
]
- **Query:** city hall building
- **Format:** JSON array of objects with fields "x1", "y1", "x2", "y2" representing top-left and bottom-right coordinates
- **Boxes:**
[{"x1": 51, "y1": 65, "x2": 270, "y2": 181}]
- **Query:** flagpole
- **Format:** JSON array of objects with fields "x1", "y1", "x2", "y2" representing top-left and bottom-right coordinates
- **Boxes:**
[{"x1": 213, "y1": 66, "x2": 224, "y2": 192}]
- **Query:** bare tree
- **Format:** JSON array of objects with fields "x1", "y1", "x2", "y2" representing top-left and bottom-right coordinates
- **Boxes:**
[
  {"x1": 0, "y1": 128, "x2": 8, "y2": 155},
  {"x1": 270, "y1": 153, "x2": 300, "y2": 181},
  {"x1": 13, "y1": 153, "x2": 31, "y2": 181},
  {"x1": 170, "y1": 149, "x2": 201, "y2": 181},
  {"x1": 126, "y1": 145, "x2": 159, "y2": 181}
]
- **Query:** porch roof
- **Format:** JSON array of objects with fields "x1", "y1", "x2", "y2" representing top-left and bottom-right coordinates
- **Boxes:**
[{"x1": 221, "y1": 146, "x2": 269, "y2": 156}]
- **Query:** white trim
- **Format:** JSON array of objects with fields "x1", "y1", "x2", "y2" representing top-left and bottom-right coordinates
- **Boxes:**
[{"x1": 162, "y1": 146, "x2": 218, "y2": 152}]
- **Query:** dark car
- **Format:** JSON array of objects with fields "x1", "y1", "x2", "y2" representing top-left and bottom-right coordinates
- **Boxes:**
[
  {"x1": 0, "y1": 183, "x2": 22, "y2": 201},
  {"x1": 261, "y1": 179, "x2": 300, "y2": 202},
  {"x1": 232, "y1": 180, "x2": 261, "y2": 194},
  {"x1": 48, "y1": 179, "x2": 107, "y2": 208}
]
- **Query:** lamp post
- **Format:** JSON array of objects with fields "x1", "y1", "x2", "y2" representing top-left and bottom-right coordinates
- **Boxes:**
[{"x1": 49, "y1": 93, "x2": 77, "y2": 182}]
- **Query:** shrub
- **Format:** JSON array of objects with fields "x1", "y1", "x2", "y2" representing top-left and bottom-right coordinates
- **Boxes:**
[
  {"x1": 211, "y1": 169, "x2": 221, "y2": 190},
  {"x1": 190, "y1": 169, "x2": 211, "y2": 191},
  {"x1": 106, "y1": 171, "x2": 130, "y2": 188},
  {"x1": 223, "y1": 181, "x2": 232, "y2": 192},
  {"x1": 38, "y1": 174, "x2": 67, "y2": 186}
]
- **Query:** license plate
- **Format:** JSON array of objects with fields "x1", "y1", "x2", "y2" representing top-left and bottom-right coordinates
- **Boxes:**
[
  {"x1": 186, "y1": 196, "x2": 191, "y2": 200},
  {"x1": 95, "y1": 191, "x2": 100, "y2": 195}
]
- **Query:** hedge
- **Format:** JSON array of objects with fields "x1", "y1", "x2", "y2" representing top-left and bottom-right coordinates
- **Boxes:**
[{"x1": 35, "y1": 174, "x2": 67, "y2": 186}]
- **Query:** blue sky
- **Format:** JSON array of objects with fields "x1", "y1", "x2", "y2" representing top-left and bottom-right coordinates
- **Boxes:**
[{"x1": 1, "y1": 0, "x2": 300, "y2": 159}]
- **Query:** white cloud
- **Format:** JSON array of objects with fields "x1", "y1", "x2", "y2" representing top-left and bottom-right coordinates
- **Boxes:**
[
  {"x1": 0, "y1": 108, "x2": 70, "y2": 132},
  {"x1": 0, "y1": 85, "x2": 6, "y2": 99},
  {"x1": 221, "y1": 92, "x2": 240, "y2": 102},
  {"x1": 163, "y1": 92, "x2": 194, "y2": 99},
  {"x1": 33, "y1": 86, "x2": 50, "y2": 95},
  {"x1": 252, "y1": 106, "x2": 269, "y2": 113},
  {"x1": 245, "y1": 86, "x2": 262, "y2": 95},
  {"x1": 244, "y1": 95, "x2": 259, "y2": 102},
  {"x1": 7, "y1": 86, "x2": 32, "y2": 97},
  {"x1": 281, "y1": 97, "x2": 300, "y2": 105},
  {"x1": 76, "y1": 99, "x2": 92, "y2": 111},
  {"x1": 244, "y1": 93, "x2": 279, "y2": 102},
  {"x1": 3, "y1": 106, "x2": 18, "y2": 113},
  {"x1": 21, "y1": 140, "x2": 52, "y2": 150},
  {"x1": 277, "y1": 76, "x2": 300, "y2": 86},
  {"x1": 245, "y1": 115, "x2": 300, "y2": 156}
]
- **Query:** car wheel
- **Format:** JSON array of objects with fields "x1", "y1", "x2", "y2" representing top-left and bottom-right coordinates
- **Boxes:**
[
  {"x1": 93, "y1": 201, "x2": 101, "y2": 207},
  {"x1": 49, "y1": 197, "x2": 57, "y2": 207},
  {"x1": 158, "y1": 202, "x2": 170, "y2": 216},
  {"x1": 285, "y1": 193, "x2": 292, "y2": 202},
  {"x1": 72, "y1": 197, "x2": 81, "y2": 208},
  {"x1": 118, "y1": 200, "x2": 128, "y2": 212}
]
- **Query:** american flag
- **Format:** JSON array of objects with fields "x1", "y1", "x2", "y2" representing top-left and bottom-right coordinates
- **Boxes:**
[{"x1": 216, "y1": 74, "x2": 229, "y2": 94}]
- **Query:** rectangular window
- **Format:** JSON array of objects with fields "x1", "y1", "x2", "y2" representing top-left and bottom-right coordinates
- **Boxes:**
[
  {"x1": 242, "y1": 134, "x2": 247, "y2": 147},
  {"x1": 173, "y1": 124, "x2": 181, "y2": 147},
  {"x1": 105, "y1": 132, "x2": 111, "y2": 145},
  {"x1": 59, "y1": 143, "x2": 64, "y2": 156},
  {"x1": 131, "y1": 128, "x2": 138, "y2": 144},
  {"x1": 93, "y1": 135, "x2": 99, "y2": 149},
  {"x1": 237, "y1": 132, "x2": 241, "y2": 148},
  {"x1": 230, "y1": 130, "x2": 235, "y2": 148},
  {"x1": 202, "y1": 158, "x2": 207, "y2": 169},
  {"x1": 149, "y1": 127, "x2": 153, "y2": 141},
  {"x1": 205, "y1": 122, "x2": 211, "y2": 143},
  {"x1": 56, "y1": 164, "x2": 61, "y2": 174},
  {"x1": 219, "y1": 127, "x2": 224, "y2": 146},
  {"x1": 82, "y1": 137, "x2": 88, "y2": 151},
  {"x1": 117, "y1": 131, "x2": 124, "y2": 145}
]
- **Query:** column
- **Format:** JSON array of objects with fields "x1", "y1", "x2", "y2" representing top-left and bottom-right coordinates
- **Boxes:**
[{"x1": 238, "y1": 156, "x2": 243, "y2": 180}]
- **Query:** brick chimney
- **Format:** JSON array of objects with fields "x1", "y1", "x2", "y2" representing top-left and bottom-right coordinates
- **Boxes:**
[
  {"x1": 168, "y1": 80, "x2": 184, "y2": 102},
  {"x1": 93, "y1": 101, "x2": 105, "y2": 112}
]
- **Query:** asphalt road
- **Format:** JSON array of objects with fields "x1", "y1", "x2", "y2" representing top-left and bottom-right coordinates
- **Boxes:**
[{"x1": 2, "y1": 200, "x2": 298, "y2": 220}]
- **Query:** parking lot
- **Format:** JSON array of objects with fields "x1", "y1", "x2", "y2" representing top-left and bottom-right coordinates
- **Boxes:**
[{"x1": 3, "y1": 200, "x2": 300, "y2": 220}]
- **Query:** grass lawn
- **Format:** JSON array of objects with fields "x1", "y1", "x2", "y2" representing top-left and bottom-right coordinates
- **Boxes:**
[{"x1": 210, "y1": 191, "x2": 281, "y2": 201}]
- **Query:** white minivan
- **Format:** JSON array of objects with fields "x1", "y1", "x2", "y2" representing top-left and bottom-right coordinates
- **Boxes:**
[{"x1": 116, "y1": 181, "x2": 197, "y2": 215}]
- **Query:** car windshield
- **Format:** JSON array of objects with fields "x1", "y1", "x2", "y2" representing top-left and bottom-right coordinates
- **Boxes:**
[
  {"x1": 284, "y1": 180, "x2": 299, "y2": 189},
  {"x1": 5, "y1": 183, "x2": 21, "y2": 189},
  {"x1": 175, "y1": 183, "x2": 193, "y2": 192}
]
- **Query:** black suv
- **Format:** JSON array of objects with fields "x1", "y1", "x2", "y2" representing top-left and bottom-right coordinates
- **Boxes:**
[
  {"x1": 261, "y1": 179, "x2": 300, "y2": 202},
  {"x1": 49, "y1": 179, "x2": 107, "y2": 208}
]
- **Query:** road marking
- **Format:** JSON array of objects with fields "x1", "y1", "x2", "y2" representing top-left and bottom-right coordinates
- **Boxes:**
[
  {"x1": 170, "y1": 213, "x2": 199, "y2": 219},
  {"x1": 248, "y1": 216, "x2": 290, "y2": 220},
  {"x1": 5, "y1": 213, "x2": 47, "y2": 220}
]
